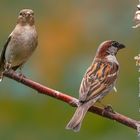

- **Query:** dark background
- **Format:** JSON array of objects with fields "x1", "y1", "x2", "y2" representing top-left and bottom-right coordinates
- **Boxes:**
[{"x1": 0, "y1": 0, "x2": 139, "y2": 139}]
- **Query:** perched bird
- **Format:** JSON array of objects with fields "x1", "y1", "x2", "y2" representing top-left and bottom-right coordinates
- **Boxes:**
[
  {"x1": 0, "y1": 9, "x2": 38, "y2": 81},
  {"x1": 66, "y1": 40, "x2": 125, "y2": 132}
]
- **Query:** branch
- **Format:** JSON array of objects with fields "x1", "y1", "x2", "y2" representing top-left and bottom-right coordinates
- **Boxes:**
[{"x1": 4, "y1": 70, "x2": 140, "y2": 131}]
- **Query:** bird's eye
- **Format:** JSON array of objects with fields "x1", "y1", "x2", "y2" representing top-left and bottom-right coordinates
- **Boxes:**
[
  {"x1": 111, "y1": 41, "x2": 119, "y2": 48},
  {"x1": 19, "y1": 12, "x2": 23, "y2": 16}
]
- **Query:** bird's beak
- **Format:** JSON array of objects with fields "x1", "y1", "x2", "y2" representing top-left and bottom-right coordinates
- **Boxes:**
[
  {"x1": 26, "y1": 12, "x2": 31, "y2": 17},
  {"x1": 118, "y1": 43, "x2": 125, "y2": 50}
]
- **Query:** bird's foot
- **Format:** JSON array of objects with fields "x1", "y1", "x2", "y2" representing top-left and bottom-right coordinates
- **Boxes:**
[
  {"x1": 102, "y1": 104, "x2": 116, "y2": 115},
  {"x1": 69, "y1": 98, "x2": 80, "y2": 107},
  {"x1": 17, "y1": 72, "x2": 26, "y2": 81},
  {"x1": 5, "y1": 63, "x2": 12, "y2": 71}
]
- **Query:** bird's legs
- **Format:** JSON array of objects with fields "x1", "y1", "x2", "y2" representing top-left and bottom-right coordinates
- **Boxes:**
[
  {"x1": 5, "y1": 62, "x2": 12, "y2": 71},
  {"x1": 16, "y1": 65, "x2": 26, "y2": 81},
  {"x1": 97, "y1": 101, "x2": 115, "y2": 115}
]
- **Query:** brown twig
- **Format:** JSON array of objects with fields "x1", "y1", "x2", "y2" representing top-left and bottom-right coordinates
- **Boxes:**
[{"x1": 4, "y1": 70, "x2": 140, "y2": 131}]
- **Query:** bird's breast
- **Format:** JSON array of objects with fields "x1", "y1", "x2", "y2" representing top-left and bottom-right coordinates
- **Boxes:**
[
  {"x1": 5, "y1": 25, "x2": 38, "y2": 67},
  {"x1": 106, "y1": 55, "x2": 119, "y2": 65},
  {"x1": 17, "y1": 26, "x2": 37, "y2": 46}
]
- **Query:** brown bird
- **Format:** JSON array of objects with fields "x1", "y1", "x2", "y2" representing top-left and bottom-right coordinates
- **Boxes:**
[
  {"x1": 66, "y1": 40, "x2": 125, "y2": 132},
  {"x1": 0, "y1": 9, "x2": 38, "y2": 81}
]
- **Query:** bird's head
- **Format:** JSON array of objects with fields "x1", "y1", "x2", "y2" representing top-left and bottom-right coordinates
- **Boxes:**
[
  {"x1": 96, "y1": 40, "x2": 125, "y2": 59},
  {"x1": 17, "y1": 9, "x2": 34, "y2": 26}
]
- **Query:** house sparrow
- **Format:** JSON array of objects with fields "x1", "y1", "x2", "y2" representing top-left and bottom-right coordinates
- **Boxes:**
[
  {"x1": 0, "y1": 9, "x2": 38, "y2": 81},
  {"x1": 66, "y1": 40, "x2": 125, "y2": 132}
]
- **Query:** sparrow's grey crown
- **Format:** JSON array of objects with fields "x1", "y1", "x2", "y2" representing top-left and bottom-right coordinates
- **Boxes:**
[
  {"x1": 106, "y1": 41, "x2": 125, "y2": 56},
  {"x1": 111, "y1": 41, "x2": 125, "y2": 50}
]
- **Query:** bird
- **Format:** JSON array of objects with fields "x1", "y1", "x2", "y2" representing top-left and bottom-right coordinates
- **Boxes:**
[
  {"x1": 66, "y1": 40, "x2": 125, "y2": 132},
  {"x1": 0, "y1": 9, "x2": 38, "y2": 81}
]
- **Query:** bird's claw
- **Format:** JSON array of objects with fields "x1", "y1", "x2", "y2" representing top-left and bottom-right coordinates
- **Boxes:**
[
  {"x1": 17, "y1": 72, "x2": 26, "y2": 81},
  {"x1": 5, "y1": 62, "x2": 12, "y2": 71},
  {"x1": 102, "y1": 104, "x2": 116, "y2": 115},
  {"x1": 69, "y1": 99, "x2": 80, "y2": 107}
]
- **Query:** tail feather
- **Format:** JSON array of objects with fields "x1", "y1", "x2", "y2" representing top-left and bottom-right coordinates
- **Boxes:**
[{"x1": 66, "y1": 100, "x2": 95, "y2": 132}]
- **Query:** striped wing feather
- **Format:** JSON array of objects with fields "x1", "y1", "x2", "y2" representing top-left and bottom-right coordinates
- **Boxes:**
[{"x1": 79, "y1": 59, "x2": 119, "y2": 102}]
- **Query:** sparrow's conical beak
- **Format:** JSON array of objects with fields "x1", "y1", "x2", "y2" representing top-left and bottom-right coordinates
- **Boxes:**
[{"x1": 118, "y1": 43, "x2": 125, "y2": 50}]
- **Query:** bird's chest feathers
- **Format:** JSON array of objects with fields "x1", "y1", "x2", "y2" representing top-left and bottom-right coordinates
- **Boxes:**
[
  {"x1": 16, "y1": 26, "x2": 36, "y2": 46},
  {"x1": 5, "y1": 25, "x2": 37, "y2": 66},
  {"x1": 106, "y1": 55, "x2": 119, "y2": 65}
]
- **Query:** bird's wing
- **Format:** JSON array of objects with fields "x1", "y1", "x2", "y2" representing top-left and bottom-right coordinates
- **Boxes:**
[
  {"x1": 79, "y1": 59, "x2": 119, "y2": 102},
  {"x1": 0, "y1": 35, "x2": 12, "y2": 65}
]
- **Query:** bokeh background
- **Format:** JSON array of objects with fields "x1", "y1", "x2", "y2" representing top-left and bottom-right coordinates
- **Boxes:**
[{"x1": 0, "y1": 0, "x2": 139, "y2": 139}]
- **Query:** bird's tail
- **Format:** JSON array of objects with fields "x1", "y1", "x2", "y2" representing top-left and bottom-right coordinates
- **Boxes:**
[{"x1": 66, "y1": 100, "x2": 95, "y2": 132}]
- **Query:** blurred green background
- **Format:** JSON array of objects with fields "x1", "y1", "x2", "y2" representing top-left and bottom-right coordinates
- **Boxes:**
[{"x1": 0, "y1": 0, "x2": 139, "y2": 139}]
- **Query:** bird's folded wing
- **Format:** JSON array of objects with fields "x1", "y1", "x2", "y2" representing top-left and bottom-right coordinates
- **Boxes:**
[
  {"x1": 0, "y1": 35, "x2": 11, "y2": 65},
  {"x1": 79, "y1": 60, "x2": 118, "y2": 102}
]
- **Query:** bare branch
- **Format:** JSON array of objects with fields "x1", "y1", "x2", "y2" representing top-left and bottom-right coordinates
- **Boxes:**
[{"x1": 4, "y1": 70, "x2": 140, "y2": 131}]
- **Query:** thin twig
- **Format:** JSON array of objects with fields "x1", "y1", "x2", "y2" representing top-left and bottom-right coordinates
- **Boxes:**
[{"x1": 4, "y1": 70, "x2": 140, "y2": 131}]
